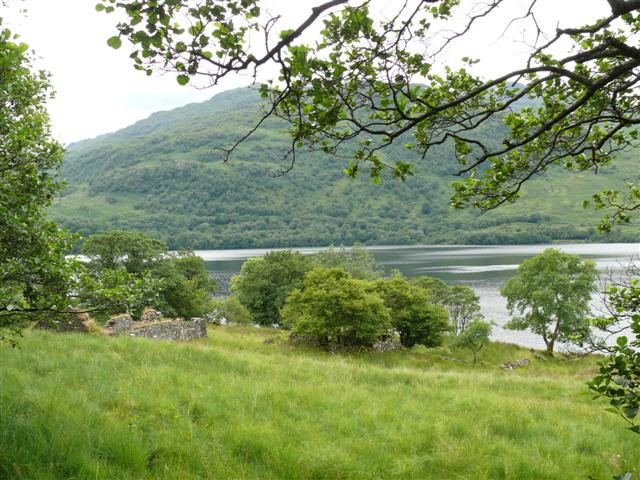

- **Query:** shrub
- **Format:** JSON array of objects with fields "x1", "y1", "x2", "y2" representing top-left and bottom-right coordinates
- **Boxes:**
[
  {"x1": 281, "y1": 268, "x2": 391, "y2": 348},
  {"x1": 231, "y1": 251, "x2": 313, "y2": 326},
  {"x1": 373, "y1": 275, "x2": 450, "y2": 348},
  {"x1": 452, "y1": 319, "x2": 493, "y2": 365},
  {"x1": 214, "y1": 296, "x2": 253, "y2": 325},
  {"x1": 411, "y1": 276, "x2": 450, "y2": 304},
  {"x1": 153, "y1": 252, "x2": 218, "y2": 319}
]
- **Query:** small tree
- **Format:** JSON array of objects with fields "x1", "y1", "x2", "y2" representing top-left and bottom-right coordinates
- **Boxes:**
[
  {"x1": 222, "y1": 297, "x2": 253, "y2": 325},
  {"x1": 445, "y1": 285, "x2": 482, "y2": 334},
  {"x1": 311, "y1": 244, "x2": 382, "y2": 280},
  {"x1": 152, "y1": 253, "x2": 218, "y2": 319},
  {"x1": 373, "y1": 275, "x2": 450, "y2": 348},
  {"x1": 453, "y1": 320, "x2": 493, "y2": 366},
  {"x1": 231, "y1": 251, "x2": 312, "y2": 326},
  {"x1": 0, "y1": 24, "x2": 150, "y2": 341},
  {"x1": 281, "y1": 268, "x2": 390, "y2": 348},
  {"x1": 501, "y1": 248, "x2": 598, "y2": 356},
  {"x1": 83, "y1": 232, "x2": 216, "y2": 319},
  {"x1": 411, "y1": 276, "x2": 450, "y2": 305},
  {"x1": 83, "y1": 230, "x2": 167, "y2": 274}
]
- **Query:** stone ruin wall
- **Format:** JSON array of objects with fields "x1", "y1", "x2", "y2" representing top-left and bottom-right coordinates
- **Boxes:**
[
  {"x1": 105, "y1": 312, "x2": 207, "y2": 341},
  {"x1": 125, "y1": 317, "x2": 207, "y2": 341},
  {"x1": 35, "y1": 308, "x2": 207, "y2": 341}
]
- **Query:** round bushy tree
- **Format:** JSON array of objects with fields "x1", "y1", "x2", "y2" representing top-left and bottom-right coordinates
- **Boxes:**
[
  {"x1": 373, "y1": 275, "x2": 450, "y2": 348},
  {"x1": 281, "y1": 268, "x2": 390, "y2": 348},
  {"x1": 411, "y1": 276, "x2": 450, "y2": 305},
  {"x1": 152, "y1": 252, "x2": 218, "y2": 319},
  {"x1": 231, "y1": 251, "x2": 312, "y2": 326},
  {"x1": 501, "y1": 248, "x2": 598, "y2": 356}
]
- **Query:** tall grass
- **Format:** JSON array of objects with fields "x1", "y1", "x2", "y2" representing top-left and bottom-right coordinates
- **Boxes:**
[{"x1": 1, "y1": 327, "x2": 637, "y2": 479}]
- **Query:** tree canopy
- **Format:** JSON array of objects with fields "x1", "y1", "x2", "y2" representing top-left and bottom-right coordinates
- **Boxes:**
[
  {"x1": 372, "y1": 274, "x2": 449, "y2": 348},
  {"x1": 83, "y1": 230, "x2": 167, "y2": 274},
  {"x1": 0, "y1": 23, "x2": 148, "y2": 341},
  {"x1": 445, "y1": 285, "x2": 482, "y2": 334},
  {"x1": 281, "y1": 267, "x2": 391, "y2": 348},
  {"x1": 452, "y1": 319, "x2": 492, "y2": 366},
  {"x1": 83, "y1": 231, "x2": 218, "y2": 319},
  {"x1": 100, "y1": 0, "x2": 640, "y2": 228},
  {"x1": 501, "y1": 248, "x2": 598, "y2": 356},
  {"x1": 230, "y1": 250, "x2": 312, "y2": 326}
]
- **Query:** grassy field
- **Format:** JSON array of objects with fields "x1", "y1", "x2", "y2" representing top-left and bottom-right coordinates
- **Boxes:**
[{"x1": 1, "y1": 327, "x2": 638, "y2": 479}]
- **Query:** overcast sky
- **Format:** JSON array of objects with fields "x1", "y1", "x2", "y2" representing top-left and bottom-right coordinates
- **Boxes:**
[{"x1": 3, "y1": 0, "x2": 608, "y2": 145}]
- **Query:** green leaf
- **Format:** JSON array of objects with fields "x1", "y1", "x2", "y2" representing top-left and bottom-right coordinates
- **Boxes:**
[
  {"x1": 176, "y1": 74, "x2": 189, "y2": 86},
  {"x1": 624, "y1": 406, "x2": 639, "y2": 419},
  {"x1": 107, "y1": 36, "x2": 122, "y2": 49}
]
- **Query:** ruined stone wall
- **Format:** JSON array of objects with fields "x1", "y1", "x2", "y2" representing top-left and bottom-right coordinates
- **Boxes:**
[
  {"x1": 126, "y1": 317, "x2": 207, "y2": 341},
  {"x1": 34, "y1": 309, "x2": 91, "y2": 333}
]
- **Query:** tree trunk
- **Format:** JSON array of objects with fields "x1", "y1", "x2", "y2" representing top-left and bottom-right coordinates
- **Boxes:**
[
  {"x1": 472, "y1": 349, "x2": 477, "y2": 366},
  {"x1": 545, "y1": 339, "x2": 555, "y2": 357}
]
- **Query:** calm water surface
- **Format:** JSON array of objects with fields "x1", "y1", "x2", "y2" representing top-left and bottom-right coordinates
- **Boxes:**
[{"x1": 197, "y1": 243, "x2": 639, "y2": 349}]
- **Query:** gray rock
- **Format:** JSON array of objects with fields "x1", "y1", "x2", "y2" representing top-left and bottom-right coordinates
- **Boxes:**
[
  {"x1": 140, "y1": 308, "x2": 163, "y2": 323},
  {"x1": 127, "y1": 317, "x2": 207, "y2": 341},
  {"x1": 104, "y1": 314, "x2": 134, "y2": 335},
  {"x1": 373, "y1": 338, "x2": 404, "y2": 352},
  {"x1": 500, "y1": 358, "x2": 531, "y2": 370}
]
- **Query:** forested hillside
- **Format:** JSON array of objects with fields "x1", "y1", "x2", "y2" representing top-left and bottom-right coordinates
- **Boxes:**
[{"x1": 53, "y1": 87, "x2": 638, "y2": 249}]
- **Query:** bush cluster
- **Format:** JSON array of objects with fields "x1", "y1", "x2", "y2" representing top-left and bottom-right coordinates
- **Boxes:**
[
  {"x1": 230, "y1": 249, "x2": 458, "y2": 349},
  {"x1": 82, "y1": 230, "x2": 217, "y2": 320}
]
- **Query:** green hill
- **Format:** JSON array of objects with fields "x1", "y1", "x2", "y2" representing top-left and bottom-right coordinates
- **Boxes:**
[
  {"x1": 1, "y1": 327, "x2": 638, "y2": 479},
  {"x1": 52, "y1": 87, "x2": 638, "y2": 249}
]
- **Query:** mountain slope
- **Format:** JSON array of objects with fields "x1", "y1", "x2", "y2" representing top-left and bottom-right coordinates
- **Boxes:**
[{"x1": 52, "y1": 87, "x2": 639, "y2": 248}]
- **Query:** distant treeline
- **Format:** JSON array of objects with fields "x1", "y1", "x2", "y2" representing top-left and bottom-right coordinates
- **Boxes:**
[{"x1": 53, "y1": 87, "x2": 639, "y2": 249}]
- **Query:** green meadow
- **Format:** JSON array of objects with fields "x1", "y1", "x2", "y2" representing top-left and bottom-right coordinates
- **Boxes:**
[{"x1": 1, "y1": 327, "x2": 638, "y2": 479}]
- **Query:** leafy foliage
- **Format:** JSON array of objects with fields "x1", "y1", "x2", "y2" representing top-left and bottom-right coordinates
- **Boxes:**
[
  {"x1": 230, "y1": 251, "x2": 312, "y2": 326},
  {"x1": 83, "y1": 230, "x2": 166, "y2": 274},
  {"x1": 445, "y1": 285, "x2": 483, "y2": 334},
  {"x1": 588, "y1": 275, "x2": 640, "y2": 434},
  {"x1": 311, "y1": 244, "x2": 382, "y2": 280},
  {"x1": 281, "y1": 268, "x2": 391, "y2": 348},
  {"x1": 410, "y1": 277, "x2": 483, "y2": 334},
  {"x1": 372, "y1": 274, "x2": 450, "y2": 348},
  {"x1": 411, "y1": 276, "x2": 450, "y2": 304},
  {"x1": 54, "y1": 88, "x2": 638, "y2": 249},
  {"x1": 82, "y1": 231, "x2": 217, "y2": 319},
  {"x1": 0, "y1": 22, "x2": 148, "y2": 342},
  {"x1": 99, "y1": 0, "x2": 640, "y2": 229},
  {"x1": 453, "y1": 319, "x2": 493, "y2": 366},
  {"x1": 214, "y1": 296, "x2": 253, "y2": 325},
  {"x1": 152, "y1": 252, "x2": 218, "y2": 319},
  {"x1": 501, "y1": 248, "x2": 598, "y2": 356}
]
